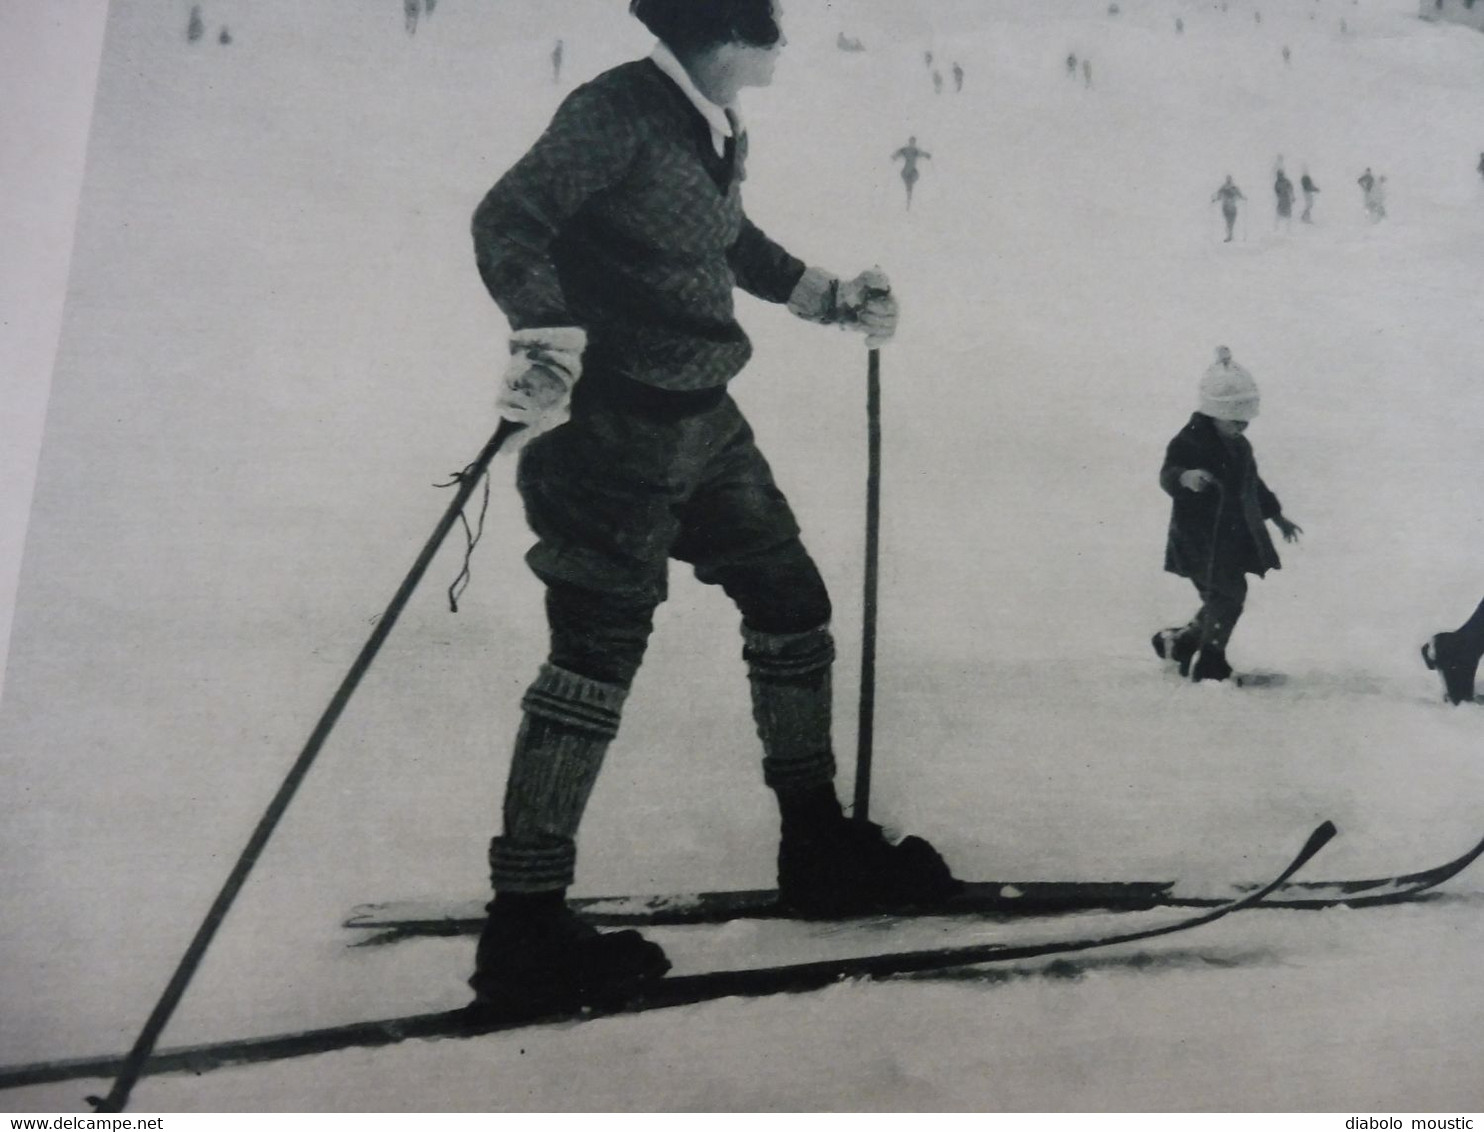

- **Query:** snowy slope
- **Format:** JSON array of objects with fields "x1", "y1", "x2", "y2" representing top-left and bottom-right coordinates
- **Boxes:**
[{"x1": 2, "y1": 0, "x2": 1483, "y2": 1112}]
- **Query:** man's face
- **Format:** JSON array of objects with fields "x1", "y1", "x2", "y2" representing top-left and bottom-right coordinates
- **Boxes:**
[{"x1": 725, "y1": 1, "x2": 785, "y2": 89}]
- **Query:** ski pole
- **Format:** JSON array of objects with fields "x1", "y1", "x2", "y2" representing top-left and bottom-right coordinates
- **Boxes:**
[
  {"x1": 88, "y1": 417, "x2": 524, "y2": 1113},
  {"x1": 852, "y1": 347, "x2": 882, "y2": 823}
]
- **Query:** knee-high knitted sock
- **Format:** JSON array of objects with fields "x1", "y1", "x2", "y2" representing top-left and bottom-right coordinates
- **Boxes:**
[
  {"x1": 743, "y1": 625, "x2": 838, "y2": 799},
  {"x1": 489, "y1": 664, "x2": 628, "y2": 894}
]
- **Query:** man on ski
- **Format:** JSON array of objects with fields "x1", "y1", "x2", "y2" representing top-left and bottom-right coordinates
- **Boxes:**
[
  {"x1": 1300, "y1": 169, "x2": 1319, "y2": 223},
  {"x1": 1423, "y1": 601, "x2": 1484, "y2": 705},
  {"x1": 1212, "y1": 175, "x2": 1245, "y2": 242},
  {"x1": 467, "y1": 0, "x2": 959, "y2": 1018},
  {"x1": 1153, "y1": 347, "x2": 1302, "y2": 682},
  {"x1": 892, "y1": 136, "x2": 931, "y2": 210}
]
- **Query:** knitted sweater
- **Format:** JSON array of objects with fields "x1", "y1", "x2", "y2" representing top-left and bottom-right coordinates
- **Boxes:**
[{"x1": 472, "y1": 59, "x2": 808, "y2": 392}]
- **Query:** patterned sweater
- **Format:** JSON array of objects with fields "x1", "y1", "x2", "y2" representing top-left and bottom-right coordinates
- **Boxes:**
[{"x1": 472, "y1": 59, "x2": 808, "y2": 392}]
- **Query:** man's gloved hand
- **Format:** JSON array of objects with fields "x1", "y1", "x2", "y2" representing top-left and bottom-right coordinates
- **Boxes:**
[
  {"x1": 787, "y1": 265, "x2": 899, "y2": 348},
  {"x1": 496, "y1": 326, "x2": 587, "y2": 433},
  {"x1": 837, "y1": 267, "x2": 898, "y2": 348}
]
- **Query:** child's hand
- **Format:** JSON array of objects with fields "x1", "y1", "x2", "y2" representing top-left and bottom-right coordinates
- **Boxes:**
[
  {"x1": 1179, "y1": 469, "x2": 1216, "y2": 492},
  {"x1": 1275, "y1": 516, "x2": 1303, "y2": 543}
]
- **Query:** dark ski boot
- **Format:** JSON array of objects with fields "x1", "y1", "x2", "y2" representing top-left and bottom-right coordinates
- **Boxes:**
[
  {"x1": 1152, "y1": 628, "x2": 1199, "y2": 675},
  {"x1": 1190, "y1": 645, "x2": 1233, "y2": 683},
  {"x1": 777, "y1": 792, "x2": 962, "y2": 918},
  {"x1": 468, "y1": 891, "x2": 670, "y2": 1019},
  {"x1": 1422, "y1": 633, "x2": 1481, "y2": 706}
]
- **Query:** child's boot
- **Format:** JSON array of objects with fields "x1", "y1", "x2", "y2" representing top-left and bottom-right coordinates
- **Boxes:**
[
  {"x1": 1422, "y1": 632, "x2": 1481, "y2": 706},
  {"x1": 1191, "y1": 644, "x2": 1233, "y2": 683},
  {"x1": 1152, "y1": 627, "x2": 1199, "y2": 674}
]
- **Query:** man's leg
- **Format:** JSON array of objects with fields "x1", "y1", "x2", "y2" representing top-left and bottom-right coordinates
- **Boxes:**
[
  {"x1": 471, "y1": 413, "x2": 682, "y2": 1012},
  {"x1": 471, "y1": 585, "x2": 670, "y2": 1012},
  {"x1": 679, "y1": 411, "x2": 959, "y2": 915}
]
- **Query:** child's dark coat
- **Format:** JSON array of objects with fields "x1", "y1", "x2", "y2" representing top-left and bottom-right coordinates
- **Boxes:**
[{"x1": 1160, "y1": 412, "x2": 1283, "y2": 581}]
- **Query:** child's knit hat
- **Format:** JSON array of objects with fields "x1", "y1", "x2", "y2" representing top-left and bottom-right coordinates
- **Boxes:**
[{"x1": 1198, "y1": 348, "x2": 1260, "y2": 421}]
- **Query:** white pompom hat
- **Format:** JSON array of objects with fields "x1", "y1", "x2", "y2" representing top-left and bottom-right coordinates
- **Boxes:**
[{"x1": 1198, "y1": 348, "x2": 1260, "y2": 421}]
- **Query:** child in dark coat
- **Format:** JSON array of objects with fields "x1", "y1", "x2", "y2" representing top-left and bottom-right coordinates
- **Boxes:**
[{"x1": 1154, "y1": 348, "x2": 1303, "y2": 681}]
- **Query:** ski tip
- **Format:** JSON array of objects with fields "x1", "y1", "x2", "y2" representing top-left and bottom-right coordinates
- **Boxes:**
[{"x1": 1309, "y1": 820, "x2": 1339, "y2": 852}]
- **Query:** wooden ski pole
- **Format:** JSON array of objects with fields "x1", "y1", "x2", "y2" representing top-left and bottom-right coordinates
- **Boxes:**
[
  {"x1": 88, "y1": 418, "x2": 523, "y2": 1113},
  {"x1": 852, "y1": 348, "x2": 882, "y2": 823}
]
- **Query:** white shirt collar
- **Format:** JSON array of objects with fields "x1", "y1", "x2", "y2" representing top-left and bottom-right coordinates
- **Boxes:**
[{"x1": 649, "y1": 42, "x2": 737, "y2": 158}]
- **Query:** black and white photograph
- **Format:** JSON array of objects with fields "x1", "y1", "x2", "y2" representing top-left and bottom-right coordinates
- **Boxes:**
[{"x1": 2, "y1": 0, "x2": 1483, "y2": 1115}]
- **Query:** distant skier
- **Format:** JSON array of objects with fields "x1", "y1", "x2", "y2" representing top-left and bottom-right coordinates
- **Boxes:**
[
  {"x1": 932, "y1": 70, "x2": 944, "y2": 95},
  {"x1": 218, "y1": 26, "x2": 231, "y2": 45},
  {"x1": 1359, "y1": 170, "x2": 1386, "y2": 222},
  {"x1": 1176, "y1": 17, "x2": 1185, "y2": 33},
  {"x1": 1153, "y1": 348, "x2": 1302, "y2": 682},
  {"x1": 925, "y1": 50, "x2": 934, "y2": 69},
  {"x1": 1282, "y1": 45, "x2": 1291, "y2": 65},
  {"x1": 1274, "y1": 166, "x2": 1296, "y2": 230},
  {"x1": 1476, "y1": 152, "x2": 1483, "y2": 184},
  {"x1": 404, "y1": 0, "x2": 419, "y2": 36},
  {"x1": 1300, "y1": 170, "x2": 1319, "y2": 222},
  {"x1": 952, "y1": 62, "x2": 964, "y2": 92},
  {"x1": 552, "y1": 38, "x2": 564, "y2": 84},
  {"x1": 1423, "y1": 601, "x2": 1484, "y2": 705},
  {"x1": 1082, "y1": 59, "x2": 1092, "y2": 87},
  {"x1": 187, "y1": 4, "x2": 204, "y2": 42},
  {"x1": 1066, "y1": 52, "x2": 1078, "y2": 79},
  {"x1": 892, "y1": 136, "x2": 932, "y2": 210},
  {"x1": 1212, "y1": 175, "x2": 1246, "y2": 242}
]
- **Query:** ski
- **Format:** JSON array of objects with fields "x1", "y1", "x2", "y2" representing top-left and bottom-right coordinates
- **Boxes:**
[
  {"x1": 342, "y1": 826, "x2": 1484, "y2": 944},
  {"x1": 0, "y1": 822, "x2": 1334, "y2": 1095}
]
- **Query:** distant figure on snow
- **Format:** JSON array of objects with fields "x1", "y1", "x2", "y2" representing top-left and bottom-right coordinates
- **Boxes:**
[
  {"x1": 219, "y1": 26, "x2": 232, "y2": 45},
  {"x1": 1282, "y1": 45, "x2": 1291, "y2": 65},
  {"x1": 1153, "y1": 347, "x2": 1302, "y2": 683},
  {"x1": 1066, "y1": 52, "x2": 1078, "y2": 79},
  {"x1": 1367, "y1": 175, "x2": 1388, "y2": 222},
  {"x1": 835, "y1": 32, "x2": 865, "y2": 53},
  {"x1": 1476, "y1": 152, "x2": 1484, "y2": 184},
  {"x1": 892, "y1": 137, "x2": 932, "y2": 209},
  {"x1": 1358, "y1": 168, "x2": 1385, "y2": 221},
  {"x1": 404, "y1": 0, "x2": 420, "y2": 36},
  {"x1": 553, "y1": 39, "x2": 564, "y2": 84},
  {"x1": 932, "y1": 70, "x2": 943, "y2": 95},
  {"x1": 925, "y1": 50, "x2": 934, "y2": 69},
  {"x1": 1274, "y1": 166, "x2": 1296, "y2": 230},
  {"x1": 1176, "y1": 17, "x2": 1185, "y2": 33},
  {"x1": 952, "y1": 62, "x2": 964, "y2": 92},
  {"x1": 187, "y1": 5, "x2": 204, "y2": 42},
  {"x1": 1082, "y1": 59, "x2": 1093, "y2": 87},
  {"x1": 1423, "y1": 600, "x2": 1484, "y2": 705},
  {"x1": 1300, "y1": 170, "x2": 1319, "y2": 222},
  {"x1": 1212, "y1": 175, "x2": 1246, "y2": 241}
]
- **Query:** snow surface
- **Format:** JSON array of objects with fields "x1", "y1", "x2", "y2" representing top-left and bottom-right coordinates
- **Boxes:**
[{"x1": 2, "y1": 0, "x2": 1483, "y2": 1113}]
